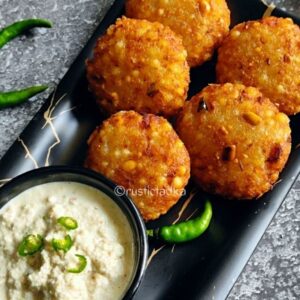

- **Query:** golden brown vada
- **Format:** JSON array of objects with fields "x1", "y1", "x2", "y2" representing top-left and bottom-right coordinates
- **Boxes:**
[
  {"x1": 217, "y1": 17, "x2": 300, "y2": 115},
  {"x1": 86, "y1": 17, "x2": 189, "y2": 117},
  {"x1": 126, "y1": 0, "x2": 231, "y2": 67},
  {"x1": 176, "y1": 83, "x2": 291, "y2": 199},
  {"x1": 85, "y1": 111, "x2": 191, "y2": 220}
]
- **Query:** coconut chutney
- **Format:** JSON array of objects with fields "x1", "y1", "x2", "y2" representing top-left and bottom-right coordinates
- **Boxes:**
[{"x1": 0, "y1": 182, "x2": 135, "y2": 300}]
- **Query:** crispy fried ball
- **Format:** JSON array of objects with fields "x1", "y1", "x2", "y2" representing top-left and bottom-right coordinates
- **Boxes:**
[
  {"x1": 217, "y1": 17, "x2": 300, "y2": 115},
  {"x1": 176, "y1": 83, "x2": 291, "y2": 199},
  {"x1": 126, "y1": 0, "x2": 230, "y2": 67},
  {"x1": 85, "y1": 111, "x2": 190, "y2": 220},
  {"x1": 86, "y1": 17, "x2": 189, "y2": 117}
]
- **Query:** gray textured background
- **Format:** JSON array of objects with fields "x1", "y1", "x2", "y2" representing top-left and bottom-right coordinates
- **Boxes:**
[{"x1": 0, "y1": 0, "x2": 299, "y2": 299}]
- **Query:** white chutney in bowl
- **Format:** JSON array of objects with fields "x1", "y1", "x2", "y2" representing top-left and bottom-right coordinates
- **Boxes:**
[{"x1": 0, "y1": 181, "x2": 137, "y2": 300}]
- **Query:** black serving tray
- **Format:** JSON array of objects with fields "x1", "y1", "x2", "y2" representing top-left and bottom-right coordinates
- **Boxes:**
[{"x1": 0, "y1": 1, "x2": 299, "y2": 299}]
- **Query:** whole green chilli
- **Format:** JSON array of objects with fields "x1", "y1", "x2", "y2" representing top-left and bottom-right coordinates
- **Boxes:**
[
  {"x1": 0, "y1": 86, "x2": 48, "y2": 108},
  {"x1": 147, "y1": 200, "x2": 212, "y2": 243},
  {"x1": 0, "y1": 18, "x2": 52, "y2": 49},
  {"x1": 0, "y1": 18, "x2": 51, "y2": 108}
]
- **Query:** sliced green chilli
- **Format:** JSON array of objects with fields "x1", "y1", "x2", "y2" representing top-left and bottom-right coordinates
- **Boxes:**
[
  {"x1": 57, "y1": 216, "x2": 78, "y2": 230},
  {"x1": 18, "y1": 234, "x2": 44, "y2": 256},
  {"x1": 67, "y1": 254, "x2": 87, "y2": 273},
  {"x1": 52, "y1": 235, "x2": 73, "y2": 253}
]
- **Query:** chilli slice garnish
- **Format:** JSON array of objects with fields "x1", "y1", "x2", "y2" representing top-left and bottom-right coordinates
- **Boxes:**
[
  {"x1": 57, "y1": 216, "x2": 78, "y2": 230},
  {"x1": 52, "y1": 234, "x2": 73, "y2": 253},
  {"x1": 67, "y1": 254, "x2": 87, "y2": 273},
  {"x1": 18, "y1": 234, "x2": 44, "y2": 256}
]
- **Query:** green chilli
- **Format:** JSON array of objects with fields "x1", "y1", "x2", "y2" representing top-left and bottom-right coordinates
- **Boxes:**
[
  {"x1": 0, "y1": 19, "x2": 51, "y2": 108},
  {"x1": 18, "y1": 234, "x2": 44, "y2": 256},
  {"x1": 147, "y1": 200, "x2": 213, "y2": 244},
  {"x1": 57, "y1": 216, "x2": 78, "y2": 230},
  {"x1": 52, "y1": 235, "x2": 73, "y2": 253},
  {"x1": 0, "y1": 85, "x2": 48, "y2": 108},
  {"x1": 0, "y1": 19, "x2": 52, "y2": 49},
  {"x1": 67, "y1": 254, "x2": 87, "y2": 273}
]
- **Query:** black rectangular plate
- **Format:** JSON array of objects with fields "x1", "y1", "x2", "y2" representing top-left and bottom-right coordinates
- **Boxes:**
[{"x1": 0, "y1": 1, "x2": 299, "y2": 299}]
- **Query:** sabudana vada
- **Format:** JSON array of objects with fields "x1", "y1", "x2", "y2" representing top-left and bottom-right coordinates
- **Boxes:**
[
  {"x1": 85, "y1": 111, "x2": 190, "y2": 221},
  {"x1": 217, "y1": 17, "x2": 300, "y2": 115},
  {"x1": 126, "y1": 0, "x2": 230, "y2": 67},
  {"x1": 86, "y1": 17, "x2": 189, "y2": 117},
  {"x1": 176, "y1": 83, "x2": 291, "y2": 199}
]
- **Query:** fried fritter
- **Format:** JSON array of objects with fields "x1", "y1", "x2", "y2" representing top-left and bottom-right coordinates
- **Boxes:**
[
  {"x1": 85, "y1": 111, "x2": 190, "y2": 221},
  {"x1": 217, "y1": 17, "x2": 300, "y2": 115},
  {"x1": 126, "y1": 0, "x2": 230, "y2": 67},
  {"x1": 176, "y1": 83, "x2": 291, "y2": 199},
  {"x1": 86, "y1": 17, "x2": 189, "y2": 117}
]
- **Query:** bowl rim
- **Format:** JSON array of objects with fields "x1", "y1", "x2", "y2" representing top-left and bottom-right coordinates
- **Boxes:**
[{"x1": 0, "y1": 165, "x2": 149, "y2": 300}]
